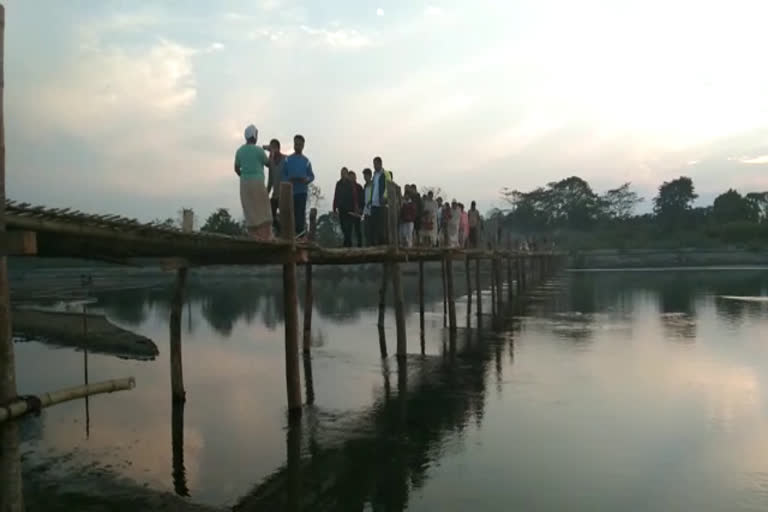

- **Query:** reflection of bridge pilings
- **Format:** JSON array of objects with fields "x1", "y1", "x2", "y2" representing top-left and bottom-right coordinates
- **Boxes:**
[
  {"x1": 234, "y1": 326, "x2": 504, "y2": 511},
  {"x1": 96, "y1": 270, "x2": 472, "y2": 337},
  {"x1": 171, "y1": 400, "x2": 189, "y2": 497}
]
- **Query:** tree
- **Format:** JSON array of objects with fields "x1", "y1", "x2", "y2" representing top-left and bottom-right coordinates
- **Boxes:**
[
  {"x1": 309, "y1": 183, "x2": 325, "y2": 210},
  {"x1": 600, "y1": 183, "x2": 643, "y2": 220},
  {"x1": 713, "y1": 189, "x2": 759, "y2": 223},
  {"x1": 153, "y1": 217, "x2": 178, "y2": 229},
  {"x1": 745, "y1": 192, "x2": 768, "y2": 221},
  {"x1": 315, "y1": 212, "x2": 342, "y2": 247},
  {"x1": 200, "y1": 208, "x2": 245, "y2": 236},
  {"x1": 420, "y1": 186, "x2": 445, "y2": 200},
  {"x1": 653, "y1": 176, "x2": 698, "y2": 224}
]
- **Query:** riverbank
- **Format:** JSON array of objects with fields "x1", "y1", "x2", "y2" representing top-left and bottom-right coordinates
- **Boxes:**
[{"x1": 568, "y1": 248, "x2": 768, "y2": 269}]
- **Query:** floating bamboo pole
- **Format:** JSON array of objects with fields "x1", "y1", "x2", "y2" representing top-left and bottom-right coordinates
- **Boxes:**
[
  {"x1": 279, "y1": 183, "x2": 301, "y2": 414},
  {"x1": 0, "y1": 377, "x2": 136, "y2": 423}
]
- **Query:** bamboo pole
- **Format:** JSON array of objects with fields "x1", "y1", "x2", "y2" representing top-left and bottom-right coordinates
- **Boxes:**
[
  {"x1": 302, "y1": 263, "x2": 313, "y2": 353},
  {"x1": 279, "y1": 183, "x2": 302, "y2": 414},
  {"x1": 0, "y1": 2, "x2": 13, "y2": 408},
  {"x1": 490, "y1": 257, "x2": 496, "y2": 317},
  {"x1": 465, "y1": 255, "x2": 472, "y2": 313},
  {"x1": 495, "y1": 255, "x2": 503, "y2": 312},
  {"x1": 418, "y1": 260, "x2": 425, "y2": 336},
  {"x1": 302, "y1": 353, "x2": 315, "y2": 406},
  {"x1": 475, "y1": 257, "x2": 482, "y2": 321},
  {"x1": 445, "y1": 255, "x2": 457, "y2": 331},
  {"x1": 378, "y1": 325, "x2": 388, "y2": 359},
  {"x1": 387, "y1": 183, "x2": 407, "y2": 358},
  {"x1": 302, "y1": 209, "x2": 317, "y2": 353},
  {"x1": 0, "y1": 377, "x2": 136, "y2": 423},
  {"x1": 377, "y1": 263, "x2": 388, "y2": 329},
  {"x1": 0, "y1": 9, "x2": 23, "y2": 509},
  {"x1": 441, "y1": 258, "x2": 447, "y2": 326},
  {"x1": 170, "y1": 267, "x2": 187, "y2": 402}
]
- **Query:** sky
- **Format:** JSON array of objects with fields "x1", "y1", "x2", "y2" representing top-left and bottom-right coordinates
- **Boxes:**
[{"x1": 4, "y1": 0, "x2": 768, "y2": 221}]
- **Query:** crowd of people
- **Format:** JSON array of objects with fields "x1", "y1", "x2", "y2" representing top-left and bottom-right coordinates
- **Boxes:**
[{"x1": 234, "y1": 124, "x2": 484, "y2": 247}]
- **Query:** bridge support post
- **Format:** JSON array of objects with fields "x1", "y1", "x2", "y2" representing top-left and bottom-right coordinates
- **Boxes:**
[
  {"x1": 475, "y1": 257, "x2": 482, "y2": 322},
  {"x1": 387, "y1": 183, "x2": 407, "y2": 358},
  {"x1": 279, "y1": 183, "x2": 302, "y2": 415},
  {"x1": 465, "y1": 255, "x2": 472, "y2": 325},
  {"x1": 377, "y1": 263, "x2": 388, "y2": 330},
  {"x1": 302, "y1": 208, "x2": 317, "y2": 354},
  {"x1": 170, "y1": 267, "x2": 187, "y2": 402},
  {"x1": 418, "y1": 260, "x2": 425, "y2": 336},
  {"x1": 495, "y1": 255, "x2": 503, "y2": 312},
  {"x1": 445, "y1": 255, "x2": 457, "y2": 331},
  {"x1": 441, "y1": 258, "x2": 447, "y2": 327},
  {"x1": 490, "y1": 257, "x2": 496, "y2": 318},
  {"x1": 0, "y1": 8, "x2": 24, "y2": 512}
]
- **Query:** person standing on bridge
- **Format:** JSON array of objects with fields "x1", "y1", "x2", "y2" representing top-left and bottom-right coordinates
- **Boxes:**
[
  {"x1": 370, "y1": 156, "x2": 392, "y2": 245},
  {"x1": 333, "y1": 167, "x2": 355, "y2": 247},
  {"x1": 265, "y1": 138, "x2": 285, "y2": 236},
  {"x1": 362, "y1": 168, "x2": 374, "y2": 246},
  {"x1": 468, "y1": 201, "x2": 481, "y2": 248},
  {"x1": 281, "y1": 134, "x2": 314, "y2": 238},
  {"x1": 349, "y1": 171, "x2": 364, "y2": 247},
  {"x1": 235, "y1": 125, "x2": 272, "y2": 240}
]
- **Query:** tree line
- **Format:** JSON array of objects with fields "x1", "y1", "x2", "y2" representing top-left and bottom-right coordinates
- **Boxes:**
[{"x1": 498, "y1": 176, "x2": 768, "y2": 249}]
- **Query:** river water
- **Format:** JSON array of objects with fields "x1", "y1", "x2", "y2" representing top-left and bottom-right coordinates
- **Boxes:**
[{"x1": 10, "y1": 266, "x2": 768, "y2": 511}]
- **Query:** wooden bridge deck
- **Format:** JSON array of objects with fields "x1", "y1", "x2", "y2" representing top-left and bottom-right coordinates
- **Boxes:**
[{"x1": 3, "y1": 200, "x2": 557, "y2": 266}]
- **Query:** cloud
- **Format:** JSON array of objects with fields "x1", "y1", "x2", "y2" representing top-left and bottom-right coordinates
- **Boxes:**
[
  {"x1": 736, "y1": 155, "x2": 768, "y2": 165},
  {"x1": 29, "y1": 39, "x2": 198, "y2": 132},
  {"x1": 299, "y1": 25, "x2": 371, "y2": 49},
  {"x1": 377, "y1": 8, "x2": 385, "y2": 16},
  {"x1": 425, "y1": 5, "x2": 444, "y2": 17}
]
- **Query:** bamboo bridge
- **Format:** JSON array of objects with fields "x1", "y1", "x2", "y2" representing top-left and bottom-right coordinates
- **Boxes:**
[
  {"x1": 0, "y1": 6, "x2": 563, "y2": 507},
  {"x1": 1, "y1": 191, "x2": 563, "y2": 413}
]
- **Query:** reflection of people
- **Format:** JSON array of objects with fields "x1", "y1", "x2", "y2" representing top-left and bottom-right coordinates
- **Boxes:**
[
  {"x1": 235, "y1": 125, "x2": 272, "y2": 240},
  {"x1": 281, "y1": 134, "x2": 315, "y2": 238}
]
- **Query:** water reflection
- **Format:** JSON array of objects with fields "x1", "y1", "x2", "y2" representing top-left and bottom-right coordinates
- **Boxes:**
[
  {"x1": 96, "y1": 267, "x2": 472, "y2": 338},
  {"x1": 235, "y1": 327, "x2": 500, "y2": 511},
  {"x1": 171, "y1": 401, "x2": 188, "y2": 497}
]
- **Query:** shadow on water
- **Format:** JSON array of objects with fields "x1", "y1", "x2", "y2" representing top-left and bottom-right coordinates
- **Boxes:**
[{"x1": 232, "y1": 319, "x2": 515, "y2": 511}]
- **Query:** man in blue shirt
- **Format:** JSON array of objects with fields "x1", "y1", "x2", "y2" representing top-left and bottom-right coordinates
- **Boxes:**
[{"x1": 281, "y1": 134, "x2": 315, "y2": 237}]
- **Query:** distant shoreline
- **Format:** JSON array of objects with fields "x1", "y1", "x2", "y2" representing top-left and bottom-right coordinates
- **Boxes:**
[{"x1": 568, "y1": 248, "x2": 768, "y2": 269}]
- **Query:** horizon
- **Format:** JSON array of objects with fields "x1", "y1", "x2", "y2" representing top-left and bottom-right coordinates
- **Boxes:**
[{"x1": 5, "y1": 0, "x2": 768, "y2": 222}]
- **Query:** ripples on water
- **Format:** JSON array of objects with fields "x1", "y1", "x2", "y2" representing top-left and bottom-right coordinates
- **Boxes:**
[{"x1": 9, "y1": 266, "x2": 768, "y2": 511}]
